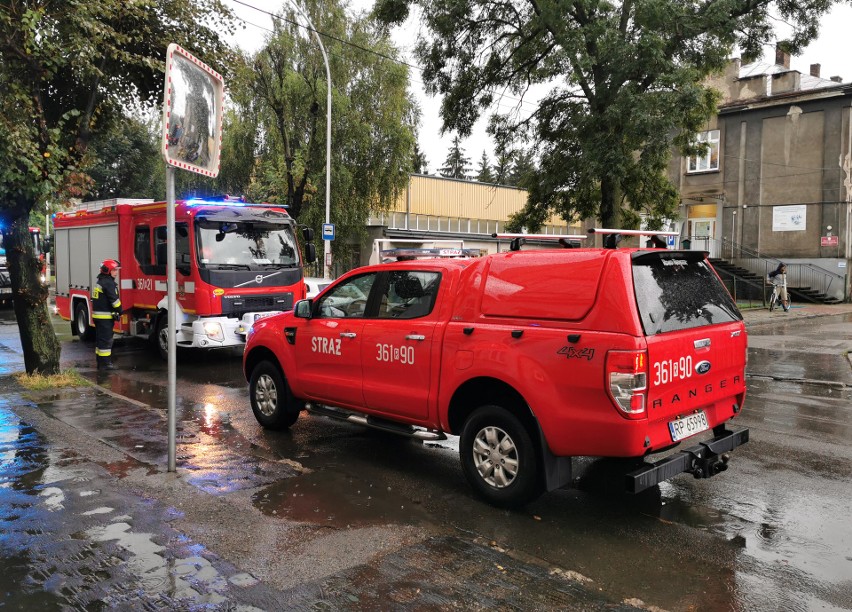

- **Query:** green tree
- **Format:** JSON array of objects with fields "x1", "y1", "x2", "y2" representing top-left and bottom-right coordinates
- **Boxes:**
[
  {"x1": 493, "y1": 145, "x2": 513, "y2": 185},
  {"x1": 475, "y1": 151, "x2": 494, "y2": 183},
  {"x1": 377, "y1": 0, "x2": 837, "y2": 230},
  {"x1": 221, "y1": 0, "x2": 416, "y2": 269},
  {"x1": 413, "y1": 142, "x2": 429, "y2": 174},
  {"x1": 439, "y1": 135, "x2": 470, "y2": 179},
  {"x1": 0, "y1": 0, "x2": 235, "y2": 374},
  {"x1": 85, "y1": 115, "x2": 162, "y2": 201},
  {"x1": 507, "y1": 149, "x2": 536, "y2": 187}
]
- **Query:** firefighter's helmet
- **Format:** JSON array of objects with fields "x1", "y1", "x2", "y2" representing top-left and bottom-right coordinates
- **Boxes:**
[{"x1": 100, "y1": 259, "x2": 121, "y2": 273}]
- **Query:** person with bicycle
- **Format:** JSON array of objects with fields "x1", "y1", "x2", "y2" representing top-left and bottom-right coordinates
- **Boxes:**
[{"x1": 768, "y1": 262, "x2": 790, "y2": 312}]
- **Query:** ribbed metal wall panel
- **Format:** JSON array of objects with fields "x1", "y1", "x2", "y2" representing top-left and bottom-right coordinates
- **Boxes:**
[{"x1": 393, "y1": 175, "x2": 527, "y2": 221}]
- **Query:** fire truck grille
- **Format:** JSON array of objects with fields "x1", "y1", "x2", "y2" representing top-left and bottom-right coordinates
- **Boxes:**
[{"x1": 221, "y1": 293, "x2": 294, "y2": 316}]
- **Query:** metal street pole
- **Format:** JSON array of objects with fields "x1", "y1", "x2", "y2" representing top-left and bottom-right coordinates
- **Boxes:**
[
  {"x1": 166, "y1": 166, "x2": 177, "y2": 472},
  {"x1": 286, "y1": 1, "x2": 332, "y2": 278}
]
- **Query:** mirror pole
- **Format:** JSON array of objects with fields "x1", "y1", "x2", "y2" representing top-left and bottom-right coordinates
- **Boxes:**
[{"x1": 166, "y1": 166, "x2": 177, "y2": 473}]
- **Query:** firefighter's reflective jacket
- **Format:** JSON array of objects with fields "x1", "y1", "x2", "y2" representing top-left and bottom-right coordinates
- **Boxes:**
[{"x1": 92, "y1": 273, "x2": 121, "y2": 320}]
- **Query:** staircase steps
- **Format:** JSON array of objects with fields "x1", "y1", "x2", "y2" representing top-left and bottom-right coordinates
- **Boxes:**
[{"x1": 709, "y1": 258, "x2": 842, "y2": 305}]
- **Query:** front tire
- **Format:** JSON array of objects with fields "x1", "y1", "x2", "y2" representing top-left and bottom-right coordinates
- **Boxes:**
[
  {"x1": 460, "y1": 405, "x2": 541, "y2": 508},
  {"x1": 153, "y1": 314, "x2": 171, "y2": 361},
  {"x1": 249, "y1": 360, "x2": 304, "y2": 430}
]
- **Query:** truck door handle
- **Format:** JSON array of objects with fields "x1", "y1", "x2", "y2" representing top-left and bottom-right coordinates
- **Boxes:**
[
  {"x1": 405, "y1": 334, "x2": 426, "y2": 341},
  {"x1": 340, "y1": 332, "x2": 357, "y2": 339}
]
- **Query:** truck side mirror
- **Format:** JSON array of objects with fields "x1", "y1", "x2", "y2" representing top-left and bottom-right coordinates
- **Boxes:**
[
  {"x1": 302, "y1": 227, "x2": 314, "y2": 242},
  {"x1": 293, "y1": 300, "x2": 312, "y2": 319},
  {"x1": 304, "y1": 243, "x2": 317, "y2": 264},
  {"x1": 42, "y1": 237, "x2": 52, "y2": 254}
]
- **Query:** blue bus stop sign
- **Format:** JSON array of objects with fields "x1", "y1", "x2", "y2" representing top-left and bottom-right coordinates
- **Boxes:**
[{"x1": 322, "y1": 223, "x2": 335, "y2": 241}]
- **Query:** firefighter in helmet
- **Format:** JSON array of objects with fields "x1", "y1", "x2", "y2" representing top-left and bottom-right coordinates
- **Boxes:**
[{"x1": 92, "y1": 259, "x2": 122, "y2": 370}]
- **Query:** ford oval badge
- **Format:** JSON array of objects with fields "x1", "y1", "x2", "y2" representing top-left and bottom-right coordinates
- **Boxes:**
[{"x1": 696, "y1": 360, "x2": 712, "y2": 375}]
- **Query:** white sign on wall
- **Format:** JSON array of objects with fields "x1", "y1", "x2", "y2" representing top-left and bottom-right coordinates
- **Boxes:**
[{"x1": 772, "y1": 204, "x2": 807, "y2": 232}]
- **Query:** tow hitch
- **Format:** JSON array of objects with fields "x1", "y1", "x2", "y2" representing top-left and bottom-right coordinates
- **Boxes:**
[{"x1": 626, "y1": 426, "x2": 748, "y2": 493}]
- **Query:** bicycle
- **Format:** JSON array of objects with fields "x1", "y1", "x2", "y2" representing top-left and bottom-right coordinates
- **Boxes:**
[{"x1": 768, "y1": 282, "x2": 791, "y2": 312}]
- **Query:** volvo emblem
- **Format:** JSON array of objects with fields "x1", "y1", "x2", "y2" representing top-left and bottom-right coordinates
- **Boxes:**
[
  {"x1": 695, "y1": 360, "x2": 712, "y2": 375},
  {"x1": 255, "y1": 275, "x2": 263, "y2": 284}
]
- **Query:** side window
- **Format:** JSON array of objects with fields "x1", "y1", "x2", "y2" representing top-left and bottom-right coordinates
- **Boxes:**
[
  {"x1": 135, "y1": 226, "x2": 152, "y2": 271},
  {"x1": 153, "y1": 224, "x2": 190, "y2": 276},
  {"x1": 316, "y1": 273, "x2": 377, "y2": 319},
  {"x1": 378, "y1": 271, "x2": 441, "y2": 319}
]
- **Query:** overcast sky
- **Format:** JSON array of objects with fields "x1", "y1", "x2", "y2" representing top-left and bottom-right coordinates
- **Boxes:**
[{"x1": 225, "y1": 0, "x2": 852, "y2": 174}]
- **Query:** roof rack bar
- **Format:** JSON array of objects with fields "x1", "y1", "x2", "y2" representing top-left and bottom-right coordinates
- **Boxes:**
[
  {"x1": 587, "y1": 228, "x2": 678, "y2": 237},
  {"x1": 491, "y1": 233, "x2": 588, "y2": 240}
]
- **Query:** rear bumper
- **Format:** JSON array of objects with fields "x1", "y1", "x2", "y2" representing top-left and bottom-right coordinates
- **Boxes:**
[{"x1": 626, "y1": 426, "x2": 749, "y2": 493}]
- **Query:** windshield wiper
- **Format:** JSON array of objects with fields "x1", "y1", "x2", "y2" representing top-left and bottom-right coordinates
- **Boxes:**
[{"x1": 208, "y1": 263, "x2": 251, "y2": 270}]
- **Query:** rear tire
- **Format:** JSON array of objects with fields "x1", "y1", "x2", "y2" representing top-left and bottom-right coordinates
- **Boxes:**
[
  {"x1": 249, "y1": 360, "x2": 304, "y2": 430},
  {"x1": 460, "y1": 405, "x2": 541, "y2": 508},
  {"x1": 73, "y1": 302, "x2": 94, "y2": 341}
]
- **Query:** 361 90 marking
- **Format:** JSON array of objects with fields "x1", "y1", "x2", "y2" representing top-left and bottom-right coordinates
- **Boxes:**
[{"x1": 653, "y1": 356, "x2": 693, "y2": 385}]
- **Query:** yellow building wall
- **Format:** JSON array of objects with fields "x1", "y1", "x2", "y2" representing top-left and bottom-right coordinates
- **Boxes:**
[{"x1": 391, "y1": 174, "x2": 568, "y2": 226}]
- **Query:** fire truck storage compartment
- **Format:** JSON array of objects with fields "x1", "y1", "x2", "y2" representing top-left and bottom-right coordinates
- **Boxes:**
[{"x1": 54, "y1": 224, "x2": 119, "y2": 297}]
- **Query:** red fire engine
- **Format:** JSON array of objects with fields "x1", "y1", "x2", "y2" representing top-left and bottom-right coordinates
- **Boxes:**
[{"x1": 53, "y1": 197, "x2": 316, "y2": 356}]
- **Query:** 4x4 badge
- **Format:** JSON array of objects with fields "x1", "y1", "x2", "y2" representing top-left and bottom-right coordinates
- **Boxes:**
[
  {"x1": 695, "y1": 360, "x2": 711, "y2": 375},
  {"x1": 557, "y1": 346, "x2": 595, "y2": 361}
]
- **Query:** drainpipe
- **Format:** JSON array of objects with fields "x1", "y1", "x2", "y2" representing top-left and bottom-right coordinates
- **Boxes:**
[{"x1": 844, "y1": 108, "x2": 852, "y2": 302}]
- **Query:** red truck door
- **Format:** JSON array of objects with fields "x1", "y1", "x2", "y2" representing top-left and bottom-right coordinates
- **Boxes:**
[
  {"x1": 359, "y1": 270, "x2": 442, "y2": 420},
  {"x1": 295, "y1": 272, "x2": 378, "y2": 409}
]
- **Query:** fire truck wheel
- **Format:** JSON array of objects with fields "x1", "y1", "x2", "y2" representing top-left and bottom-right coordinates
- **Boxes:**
[
  {"x1": 154, "y1": 314, "x2": 173, "y2": 361},
  {"x1": 249, "y1": 360, "x2": 303, "y2": 429},
  {"x1": 73, "y1": 303, "x2": 94, "y2": 341},
  {"x1": 460, "y1": 405, "x2": 541, "y2": 509}
]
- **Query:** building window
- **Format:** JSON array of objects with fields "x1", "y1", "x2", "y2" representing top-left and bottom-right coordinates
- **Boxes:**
[{"x1": 687, "y1": 129, "x2": 720, "y2": 173}]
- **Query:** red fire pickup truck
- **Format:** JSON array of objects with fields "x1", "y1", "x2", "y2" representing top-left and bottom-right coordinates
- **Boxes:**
[{"x1": 243, "y1": 242, "x2": 748, "y2": 507}]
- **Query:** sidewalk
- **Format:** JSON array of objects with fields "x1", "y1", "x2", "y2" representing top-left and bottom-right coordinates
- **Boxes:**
[{"x1": 740, "y1": 301, "x2": 852, "y2": 328}]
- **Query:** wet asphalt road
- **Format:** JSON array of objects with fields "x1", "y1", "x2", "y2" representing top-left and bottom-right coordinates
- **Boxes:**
[{"x1": 0, "y1": 305, "x2": 851, "y2": 610}]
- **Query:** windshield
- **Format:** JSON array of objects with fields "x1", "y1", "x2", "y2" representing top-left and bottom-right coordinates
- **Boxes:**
[{"x1": 195, "y1": 218, "x2": 300, "y2": 269}]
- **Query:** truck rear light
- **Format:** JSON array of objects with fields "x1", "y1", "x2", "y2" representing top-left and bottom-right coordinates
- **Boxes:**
[{"x1": 606, "y1": 350, "x2": 648, "y2": 419}]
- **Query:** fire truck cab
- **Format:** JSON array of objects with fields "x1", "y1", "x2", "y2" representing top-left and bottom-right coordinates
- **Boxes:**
[{"x1": 53, "y1": 197, "x2": 316, "y2": 356}]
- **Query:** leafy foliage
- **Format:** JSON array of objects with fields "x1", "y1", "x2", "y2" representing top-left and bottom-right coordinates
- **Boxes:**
[
  {"x1": 376, "y1": 0, "x2": 837, "y2": 229},
  {"x1": 220, "y1": 0, "x2": 416, "y2": 267},
  {"x1": 438, "y1": 135, "x2": 471, "y2": 179},
  {"x1": 0, "y1": 0, "x2": 236, "y2": 373},
  {"x1": 475, "y1": 151, "x2": 494, "y2": 183}
]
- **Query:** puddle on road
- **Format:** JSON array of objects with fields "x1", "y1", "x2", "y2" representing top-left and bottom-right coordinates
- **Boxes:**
[
  {"x1": 28, "y1": 378, "x2": 299, "y2": 496},
  {"x1": 253, "y1": 470, "x2": 428, "y2": 527},
  {"x1": 0, "y1": 399, "x2": 270, "y2": 610}
]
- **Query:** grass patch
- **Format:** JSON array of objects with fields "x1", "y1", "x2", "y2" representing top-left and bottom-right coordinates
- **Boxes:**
[{"x1": 14, "y1": 369, "x2": 90, "y2": 390}]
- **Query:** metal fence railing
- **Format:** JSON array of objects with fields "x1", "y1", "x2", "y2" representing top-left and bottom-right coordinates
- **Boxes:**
[{"x1": 719, "y1": 237, "x2": 845, "y2": 300}]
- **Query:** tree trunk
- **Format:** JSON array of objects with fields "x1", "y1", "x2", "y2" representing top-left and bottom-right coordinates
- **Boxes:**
[
  {"x1": 599, "y1": 175, "x2": 620, "y2": 229},
  {"x1": 4, "y1": 210, "x2": 61, "y2": 375}
]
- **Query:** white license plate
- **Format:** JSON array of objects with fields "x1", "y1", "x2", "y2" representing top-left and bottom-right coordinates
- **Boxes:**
[
  {"x1": 0, "y1": 287, "x2": 12, "y2": 294},
  {"x1": 668, "y1": 411, "x2": 710, "y2": 442}
]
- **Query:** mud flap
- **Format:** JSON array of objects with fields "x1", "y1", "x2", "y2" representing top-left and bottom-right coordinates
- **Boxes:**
[{"x1": 626, "y1": 427, "x2": 749, "y2": 493}]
